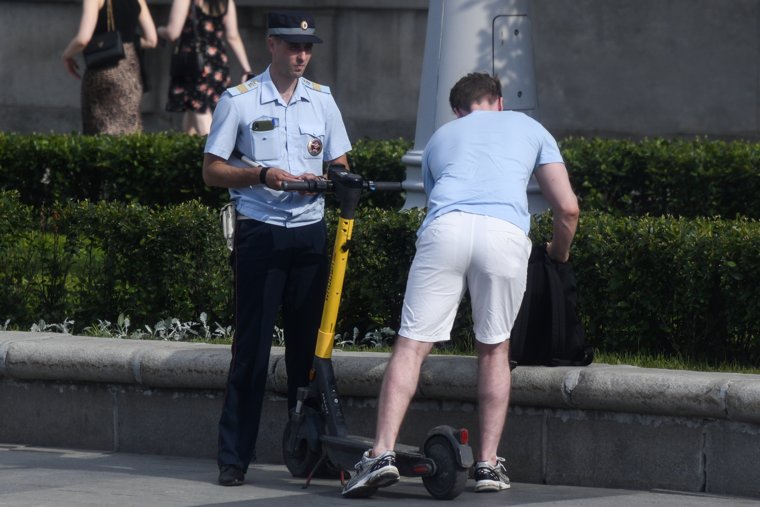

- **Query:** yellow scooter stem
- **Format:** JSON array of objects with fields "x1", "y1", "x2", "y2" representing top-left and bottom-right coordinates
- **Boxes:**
[{"x1": 315, "y1": 217, "x2": 354, "y2": 359}]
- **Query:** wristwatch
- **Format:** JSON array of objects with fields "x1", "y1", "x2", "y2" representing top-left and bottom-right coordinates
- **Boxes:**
[{"x1": 259, "y1": 166, "x2": 271, "y2": 185}]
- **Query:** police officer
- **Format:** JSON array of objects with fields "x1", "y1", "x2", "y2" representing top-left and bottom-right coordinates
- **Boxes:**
[{"x1": 203, "y1": 11, "x2": 352, "y2": 486}]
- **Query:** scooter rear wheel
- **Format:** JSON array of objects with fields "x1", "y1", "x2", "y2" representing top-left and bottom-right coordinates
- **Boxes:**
[{"x1": 421, "y1": 435, "x2": 468, "y2": 500}]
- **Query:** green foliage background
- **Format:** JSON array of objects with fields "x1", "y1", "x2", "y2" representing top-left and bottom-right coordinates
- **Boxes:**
[{"x1": 3, "y1": 134, "x2": 760, "y2": 365}]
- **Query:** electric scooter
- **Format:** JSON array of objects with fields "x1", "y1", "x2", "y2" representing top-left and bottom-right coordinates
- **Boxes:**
[{"x1": 276, "y1": 165, "x2": 473, "y2": 500}]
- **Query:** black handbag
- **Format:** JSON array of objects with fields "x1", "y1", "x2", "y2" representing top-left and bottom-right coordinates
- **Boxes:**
[
  {"x1": 169, "y1": 4, "x2": 204, "y2": 78},
  {"x1": 83, "y1": 0, "x2": 125, "y2": 69}
]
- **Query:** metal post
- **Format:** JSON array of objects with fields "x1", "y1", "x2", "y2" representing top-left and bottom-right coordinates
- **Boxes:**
[{"x1": 402, "y1": 0, "x2": 546, "y2": 213}]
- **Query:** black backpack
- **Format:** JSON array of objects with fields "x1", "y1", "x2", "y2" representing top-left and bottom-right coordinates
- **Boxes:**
[{"x1": 509, "y1": 244, "x2": 594, "y2": 368}]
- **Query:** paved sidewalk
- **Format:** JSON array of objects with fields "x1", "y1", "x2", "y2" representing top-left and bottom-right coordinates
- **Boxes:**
[{"x1": 1, "y1": 444, "x2": 758, "y2": 506}]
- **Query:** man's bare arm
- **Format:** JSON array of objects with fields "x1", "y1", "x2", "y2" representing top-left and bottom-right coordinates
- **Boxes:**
[{"x1": 534, "y1": 162, "x2": 580, "y2": 263}]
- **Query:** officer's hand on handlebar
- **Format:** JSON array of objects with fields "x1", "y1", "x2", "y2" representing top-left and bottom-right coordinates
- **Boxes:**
[
  {"x1": 261, "y1": 167, "x2": 302, "y2": 190},
  {"x1": 292, "y1": 172, "x2": 327, "y2": 195},
  {"x1": 263, "y1": 169, "x2": 327, "y2": 194}
]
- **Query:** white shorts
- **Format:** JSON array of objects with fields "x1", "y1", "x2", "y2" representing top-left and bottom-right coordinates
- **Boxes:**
[{"x1": 398, "y1": 211, "x2": 531, "y2": 345}]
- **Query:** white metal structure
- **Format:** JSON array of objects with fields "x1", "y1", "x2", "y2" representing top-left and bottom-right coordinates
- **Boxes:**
[{"x1": 402, "y1": 0, "x2": 547, "y2": 213}]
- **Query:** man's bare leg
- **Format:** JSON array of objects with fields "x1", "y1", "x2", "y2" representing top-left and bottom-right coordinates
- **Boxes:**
[
  {"x1": 342, "y1": 337, "x2": 433, "y2": 497},
  {"x1": 372, "y1": 336, "x2": 434, "y2": 456},
  {"x1": 476, "y1": 339, "x2": 511, "y2": 464}
]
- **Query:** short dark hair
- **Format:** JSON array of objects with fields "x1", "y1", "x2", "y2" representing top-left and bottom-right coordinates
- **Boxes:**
[{"x1": 448, "y1": 73, "x2": 502, "y2": 113}]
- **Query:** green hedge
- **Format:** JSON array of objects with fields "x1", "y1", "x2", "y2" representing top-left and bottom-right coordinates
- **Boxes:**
[
  {"x1": 3, "y1": 190, "x2": 760, "y2": 365},
  {"x1": 0, "y1": 132, "x2": 410, "y2": 210},
  {"x1": 0, "y1": 132, "x2": 219, "y2": 207},
  {"x1": 0, "y1": 190, "x2": 232, "y2": 328},
  {"x1": 561, "y1": 137, "x2": 760, "y2": 218},
  {"x1": 4, "y1": 134, "x2": 760, "y2": 362},
  {"x1": 4, "y1": 133, "x2": 760, "y2": 217},
  {"x1": 533, "y1": 212, "x2": 760, "y2": 364}
]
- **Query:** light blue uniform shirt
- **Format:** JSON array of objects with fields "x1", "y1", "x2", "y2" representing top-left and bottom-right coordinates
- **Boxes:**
[
  {"x1": 420, "y1": 110, "x2": 563, "y2": 236},
  {"x1": 205, "y1": 66, "x2": 352, "y2": 227}
]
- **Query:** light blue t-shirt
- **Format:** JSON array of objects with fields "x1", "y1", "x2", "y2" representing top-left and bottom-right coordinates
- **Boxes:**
[
  {"x1": 420, "y1": 110, "x2": 563, "y2": 235},
  {"x1": 205, "y1": 66, "x2": 352, "y2": 228}
]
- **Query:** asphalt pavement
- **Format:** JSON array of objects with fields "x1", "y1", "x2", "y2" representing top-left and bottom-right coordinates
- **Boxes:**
[{"x1": 1, "y1": 444, "x2": 758, "y2": 507}]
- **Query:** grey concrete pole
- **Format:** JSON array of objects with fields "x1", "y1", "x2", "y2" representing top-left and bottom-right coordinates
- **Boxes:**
[{"x1": 401, "y1": 0, "x2": 547, "y2": 212}]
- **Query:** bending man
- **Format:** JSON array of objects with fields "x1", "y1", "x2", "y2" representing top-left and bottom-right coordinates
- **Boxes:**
[{"x1": 342, "y1": 72, "x2": 579, "y2": 497}]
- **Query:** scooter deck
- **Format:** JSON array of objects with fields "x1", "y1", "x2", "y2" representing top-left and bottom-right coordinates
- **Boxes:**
[
  {"x1": 321, "y1": 434, "x2": 436, "y2": 477},
  {"x1": 322, "y1": 434, "x2": 421, "y2": 454}
]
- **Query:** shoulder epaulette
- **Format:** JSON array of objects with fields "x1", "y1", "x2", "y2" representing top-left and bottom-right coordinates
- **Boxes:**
[
  {"x1": 301, "y1": 78, "x2": 331, "y2": 94},
  {"x1": 227, "y1": 80, "x2": 260, "y2": 97}
]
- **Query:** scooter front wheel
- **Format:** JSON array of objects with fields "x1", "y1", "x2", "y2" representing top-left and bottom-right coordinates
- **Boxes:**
[
  {"x1": 421, "y1": 435, "x2": 469, "y2": 500},
  {"x1": 282, "y1": 417, "x2": 322, "y2": 478}
]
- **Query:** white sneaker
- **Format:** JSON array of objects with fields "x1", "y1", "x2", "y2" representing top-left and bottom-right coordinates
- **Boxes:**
[
  {"x1": 341, "y1": 450, "x2": 399, "y2": 498},
  {"x1": 474, "y1": 457, "x2": 511, "y2": 492}
]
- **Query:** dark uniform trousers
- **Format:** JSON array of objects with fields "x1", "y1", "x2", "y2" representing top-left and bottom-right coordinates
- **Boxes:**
[{"x1": 217, "y1": 217, "x2": 328, "y2": 471}]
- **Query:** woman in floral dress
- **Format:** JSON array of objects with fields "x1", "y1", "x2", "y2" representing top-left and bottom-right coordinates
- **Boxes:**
[{"x1": 158, "y1": 0, "x2": 252, "y2": 135}]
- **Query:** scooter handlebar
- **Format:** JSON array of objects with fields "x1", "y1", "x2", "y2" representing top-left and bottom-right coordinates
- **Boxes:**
[
  {"x1": 280, "y1": 180, "x2": 333, "y2": 192},
  {"x1": 232, "y1": 151, "x2": 403, "y2": 193},
  {"x1": 280, "y1": 180, "x2": 403, "y2": 192},
  {"x1": 365, "y1": 181, "x2": 404, "y2": 192}
]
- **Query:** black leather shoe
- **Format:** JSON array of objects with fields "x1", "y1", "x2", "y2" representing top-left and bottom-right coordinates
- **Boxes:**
[{"x1": 218, "y1": 465, "x2": 244, "y2": 486}]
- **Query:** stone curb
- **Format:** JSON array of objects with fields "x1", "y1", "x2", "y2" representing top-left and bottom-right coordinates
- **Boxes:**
[{"x1": 2, "y1": 331, "x2": 760, "y2": 423}]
